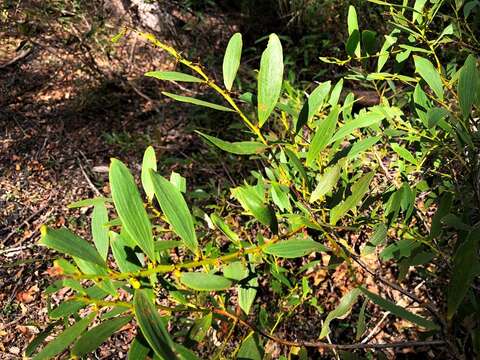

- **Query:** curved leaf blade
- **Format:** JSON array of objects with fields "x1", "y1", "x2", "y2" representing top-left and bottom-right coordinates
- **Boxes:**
[
  {"x1": 149, "y1": 170, "x2": 198, "y2": 254},
  {"x1": 134, "y1": 289, "x2": 177, "y2": 359},
  {"x1": 196, "y1": 131, "x2": 267, "y2": 155},
  {"x1": 141, "y1": 146, "x2": 157, "y2": 202},
  {"x1": 32, "y1": 313, "x2": 96, "y2": 360},
  {"x1": 258, "y1": 34, "x2": 283, "y2": 127},
  {"x1": 361, "y1": 287, "x2": 439, "y2": 330},
  {"x1": 414, "y1": 56, "x2": 444, "y2": 101},
  {"x1": 223, "y1": 33, "x2": 243, "y2": 91},
  {"x1": 71, "y1": 316, "x2": 133, "y2": 357},
  {"x1": 231, "y1": 185, "x2": 278, "y2": 233},
  {"x1": 330, "y1": 172, "x2": 375, "y2": 225},
  {"x1": 110, "y1": 159, "x2": 155, "y2": 260},
  {"x1": 39, "y1": 227, "x2": 106, "y2": 268},
  {"x1": 319, "y1": 288, "x2": 361, "y2": 339},
  {"x1": 145, "y1": 71, "x2": 203, "y2": 83},
  {"x1": 162, "y1": 92, "x2": 234, "y2": 112}
]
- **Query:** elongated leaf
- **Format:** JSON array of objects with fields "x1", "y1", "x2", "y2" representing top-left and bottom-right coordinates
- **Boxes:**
[
  {"x1": 134, "y1": 289, "x2": 177, "y2": 359},
  {"x1": 92, "y1": 201, "x2": 109, "y2": 261},
  {"x1": 310, "y1": 161, "x2": 343, "y2": 203},
  {"x1": 346, "y1": 30, "x2": 360, "y2": 57},
  {"x1": 162, "y1": 92, "x2": 234, "y2": 112},
  {"x1": 141, "y1": 146, "x2": 157, "y2": 202},
  {"x1": 223, "y1": 33, "x2": 242, "y2": 91},
  {"x1": 68, "y1": 197, "x2": 111, "y2": 209},
  {"x1": 347, "y1": 6, "x2": 361, "y2": 57},
  {"x1": 128, "y1": 335, "x2": 151, "y2": 360},
  {"x1": 231, "y1": 185, "x2": 278, "y2": 233},
  {"x1": 39, "y1": 227, "x2": 106, "y2": 268},
  {"x1": 330, "y1": 111, "x2": 385, "y2": 144},
  {"x1": 155, "y1": 240, "x2": 182, "y2": 253},
  {"x1": 25, "y1": 322, "x2": 61, "y2": 357},
  {"x1": 391, "y1": 143, "x2": 418, "y2": 165},
  {"x1": 49, "y1": 300, "x2": 85, "y2": 319},
  {"x1": 360, "y1": 287, "x2": 439, "y2": 330},
  {"x1": 330, "y1": 172, "x2": 375, "y2": 225},
  {"x1": 149, "y1": 171, "x2": 198, "y2": 254},
  {"x1": 145, "y1": 71, "x2": 203, "y2": 83},
  {"x1": 270, "y1": 182, "x2": 292, "y2": 212},
  {"x1": 356, "y1": 299, "x2": 368, "y2": 341},
  {"x1": 189, "y1": 313, "x2": 212, "y2": 342},
  {"x1": 180, "y1": 272, "x2": 232, "y2": 291},
  {"x1": 362, "y1": 223, "x2": 388, "y2": 256},
  {"x1": 414, "y1": 56, "x2": 444, "y2": 101},
  {"x1": 170, "y1": 172, "x2": 186, "y2": 193},
  {"x1": 377, "y1": 32, "x2": 398, "y2": 72},
  {"x1": 258, "y1": 34, "x2": 283, "y2": 127},
  {"x1": 362, "y1": 30, "x2": 377, "y2": 55},
  {"x1": 458, "y1": 55, "x2": 479, "y2": 119},
  {"x1": 263, "y1": 237, "x2": 329, "y2": 258},
  {"x1": 210, "y1": 214, "x2": 240, "y2": 244},
  {"x1": 297, "y1": 81, "x2": 332, "y2": 133},
  {"x1": 306, "y1": 106, "x2": 340, "y2": 166},
  {"x1": 72, "y1": 316, "x2": 133, "y2": 357},
  {"x1": 110, "y1": 231, "x2": 142, "y2": 273},
  {"x1": 110, "y1": 159, "x2": 155, "y2": 260},
  {"x1": 347, "y1": 136, "x2": 381, "y2": 159},
  {"x1": 223, "y1": 261, "x2": 249, "y2": 281},
  {"x1": 319, "y1": 288, "x2": 362, "y2": 338},
  {"x1": 196, "y1": 131, "x2": 267, "y2": 155},
  {"x1": 285, "y1": 148, "x2": 309, "y2": 189},
  {"x1": 238, "y1": 277, "x2": 258, "y2": 315},
  {"x1": 238, "y1": 334, "x2": 263, "y2": 360},
  {"x1": 33, "y1": 313, "x2": 96, "y2": 360},
  {"x1": 329, "y1": 79, "x2": 344, "y2": 107},
  {"x1": 447, "y1": 229, "x2": 480, "y2": 319}
]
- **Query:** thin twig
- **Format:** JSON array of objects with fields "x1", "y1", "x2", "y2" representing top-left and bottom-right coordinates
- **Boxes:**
[
  {"x1": 77, "y1": 159, "x2": 102, "y2": 197},
  {"x1": 212, "y1": 308, "x2": 445, "y2": 350}
]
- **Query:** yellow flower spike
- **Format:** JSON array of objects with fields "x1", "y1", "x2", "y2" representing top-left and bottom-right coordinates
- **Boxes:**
[{"x1": 129, "y1": 278, "x2": 141, "y2": 289}]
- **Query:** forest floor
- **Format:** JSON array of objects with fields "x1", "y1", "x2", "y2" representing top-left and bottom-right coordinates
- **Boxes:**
[{"x1": 0, "y1": 3, "x2": 445, "y2": 359}]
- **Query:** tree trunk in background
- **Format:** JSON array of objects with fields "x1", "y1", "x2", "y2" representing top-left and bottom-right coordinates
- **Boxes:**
[{"x1": 104, "y1": 0, "x2": 178, "y2": 37}]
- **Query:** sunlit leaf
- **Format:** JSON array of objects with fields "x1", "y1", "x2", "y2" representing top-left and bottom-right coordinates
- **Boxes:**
[
  {"x1": 134, "y1": 289, "x2": 177, "y2": 359},
  {"x1": 330, "y1": 172, "x2": 375, "y2": 225},
  {"x1": 297, "y1": 81, "x2": 331, "y2": 133},
  {"x1": 310, "y1": 161, "x2": 343, "y2": 203},
  {"x1": 141, "y1": 146, "x2": 157, "y2": 202},
  {"x1": 39, "y1": 227, "x2": 106, "y2": 268},
  {"x1": 319, "y1": 288, "x2": 361, "y2": 339},
  {"x1": 238, "y1": 277, "x2": 258, "y2": 315},
  {"x1": 347, "y1": 6, "x2": 361, "y2": 57},
  {"x1": 196, "y1": 131, "x2": 267, "y2": 155},
  {"x1": 306, "y1": 105, "x2": 340, "y2": 167},
  {"x1": 150, "y1": 170, "x2": 198, "y2": 254},
  {"x1": 189, "y1": 313, "x2": 212, "y2": 342},
  {"x1": 92, "y1": 201, "x2": 109, "y2": 261},
  {"x1": 71, "y1": 316, "x2": 133, "y2": 357},
  {"x1": 263, "y1": 237, "x2": 329, "y2": 258},
  {"x1": 413, "y1": 56, "x2": 444, "y2": 101},
  {"x1": 258, "y1": 34, "x2": 284, "y2": 127},
  {"x1": 145, "y1": 71, "x2": 203, "y2": 83},
  {"x1": 180, "y1": 272, "x2": 232, "y2": 291},
  {"x1": 110, "y1": 159, "x2": 155, "y2": 260},
  {"x1": 163, "y1": 92, "x2": 234, "y2": 112},
  {"x1": 223, "y1": 33, "x2": 243, "y2": 91},
  {"x1": 231, "y1": 185, "x2": 278, "y2": 233},
  {"x1": 32, "y1": 313, "x2": 96, "y2": 360}
]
